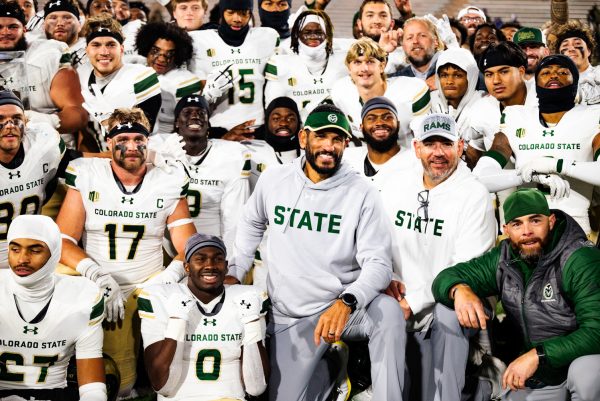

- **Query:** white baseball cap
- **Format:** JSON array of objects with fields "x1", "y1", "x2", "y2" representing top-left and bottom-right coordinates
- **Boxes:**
[
  {"x1": 457, "y1": 6, "x2": 487, "y2": 22},
  {"x1": 415, "y1": 113, "x2": 458, "y2": 142}
]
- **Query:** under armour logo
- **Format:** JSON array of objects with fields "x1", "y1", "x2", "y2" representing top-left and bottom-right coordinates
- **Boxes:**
[
  {"x1": 23, "y1": 326, "x2": 38, "y2": 335},
  {"x1": 96, "y1": 27, "x2": 110, "y2": 33},
  {"x1": 8, "y1": 171, "x2": 20, "y2": 179},
  {"x1": 48, "y1": 0, "x2": 61, "y2": 7},
  {"x1": 103, "y1": 287, "x2": 112, "y2": 298},
  {"x1": 117, "y1": 122, "x2": 133, "y2": 130},
  {"x1": 483, "y1": 58, "x2": 487, "y2": 66},
  {"x1": 188, "y1": 166, "x2": 199, "y2": 174},
  {"x1": 187, "y1": 97, "x2": 200, "y2": 102},
  {"x1": 313, "y1": 78, "x2": 323, "y2": 84},
  {"x1": 240, "y1": 300, "x2": 251, "y2": 309},
  {"x1": 542, "y1": 129, "x2": 554, "y2": 137},
  {"x1": 203, "y1": 318, "x2": 217, "y2": 326},
  {"x1": 121, "y1": 196, "x2": 134, "y2": 204},
  {"x1": 230, "y1": 49, "x2": 241, "y2": 54},
  {"x1": 1, "y1": 77, "x2": 14, "y2": 85},
  {"x1": 181, "y1": 299, "x2": 192, "y2": 307}
]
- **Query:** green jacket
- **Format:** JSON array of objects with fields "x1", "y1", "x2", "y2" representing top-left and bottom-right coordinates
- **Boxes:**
[{"x1": 432, "y1": 213, "x2": 600, "y2": 384}]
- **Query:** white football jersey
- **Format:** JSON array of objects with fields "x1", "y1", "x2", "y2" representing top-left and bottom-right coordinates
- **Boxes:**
[
  {"x1": 0, "y1": 123, "x2": 64, "y2": 268},
  {"x1": 150, "y1": 136, "x2": 250, "y2": 252},
  {"x1": 122, "y1": 20, "x2": 144, "y2": 63},
  {"x1": 156, "y1": 68, "x2": 202, "y2": 134},
  {"x1": 138, "y1": 284, "x2": 267, "y2": 401},
  {"x1": 189, "y1": 28, "x2": 279, "y2": 129},
  {"x1": 342, "y1": 147, "x2": 417, "y2": 192},
  {"x1": 264, "y1": 51, "x2": 348, "y2": 120},
  {"x1": 501, "y1": 104, "x2": 600, "y2": 233},
  {"x1": 240, "y1": 140, "x2": 299, "y2": 191},
  {"x1": 0, "y1": 273, "x2": 103, "y2": 390},
  {"x1": 65, "y1": 158, "x2": 188, "y2": 296},
  {"x1": 330, "y1": 76, "x2": 431, "y2": 147}
]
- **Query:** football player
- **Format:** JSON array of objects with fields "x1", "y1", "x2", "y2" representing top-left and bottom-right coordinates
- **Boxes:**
[
  {"x1": 473, "y1": 55, "x2": 600, "y2": 237},
  {"x1": 0, "y1": 215, "x2": 106, "y2": 400},
  {"x1": 331, "y1": 37, "x2": 430, "y2": 147},
  {"x1": 138, "y1": 233, "x2": 268, "y2": 400},
  {"x1": 149, "y1": 95, "x2": 250, "y2": 254},
  {"x1": 56, "y1": 108, "x2": 196, "y2": 396},
  {"x1": 135, "y1": 22, "x2": 202, "y2": 134},
  {"x1": 43, "y1": 0, "x2": 87, "y2": 70},
  {"x1": 189, "y1": 0, "x2": 279, "y2": 138},
  {"x1": 79, "y1": 15, "x2": 161, "y2": 149},
  {"x1": 264, "y1": 9, "x2": 347, "y2": 120},
  {"x1": 0, "y1": 1, "x2": 88, "y2": 150}
]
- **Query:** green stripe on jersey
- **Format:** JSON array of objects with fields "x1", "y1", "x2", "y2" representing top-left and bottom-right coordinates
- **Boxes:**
[
  {"x1": 90, "y1": 298, "x2": 104, "y2": 320},
  {"x1": 594, "y1": 148, "x2": 600, "y2": 161},
  {"x1": 176, "y1": 81, "x2": 202, "y2": 98},
  {"x1": 180, "y1": 181, "x2": 189, "y2": 196},
  {"x1": 412, "y1": 90, "x2": 430, "y2": 114},
  {"x1": 243, "y1": 159, "x2": 252, "y2": 171},
  {"x1": 484, "y1": 150, "x2": 508, "y2": 168},
  {"x1": 58, "y1": 137, "x2": 66, "y2": 156},
  {"x1": 265, "y1": 63, "x2": 277, "y2": 77},
  {"x1": 65, "y1": 171, "x2": 77, "y2": 187},
  {"x1": 137, "y1": 297, "x2": 154, "y2": 313},
  {"x1": 134, "y1": 73, "x2": 160, "y2": 95},
  {"x1": 500, "y1": 113, "x2": 506, "y2": 125},
  {"x1": 59, "y1": 52, "x2": 72, "y2": 65}
]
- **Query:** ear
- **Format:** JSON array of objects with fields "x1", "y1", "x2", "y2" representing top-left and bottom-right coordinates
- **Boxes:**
[
  {"x1": 299, "y1": 128, "x2": 308, "y2": 149},
  {"x1": 548, "y1": 213, "x2": 556, "y2": 230},
  {"x1": 456, "y1": 138, "x2": 465, "y2": 158},
  {"x1": 502, "y1": 223, "x2": 509, "y2": 237},
  {"x1": 184, "y1": 262, "x2": 190, "y2": 274},
  {"x1": 413, "y1": 139, "x2": 421, "y2": 158},
  {"x1": 357, "y1": 19, "x2": 363, "y2": 33}
]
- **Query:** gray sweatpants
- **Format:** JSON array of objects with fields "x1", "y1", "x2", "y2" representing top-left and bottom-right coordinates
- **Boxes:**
[
  {"x1": 503, "y1": 354, "x2": 600, "y2": 401},
  {"x1": 432, "y1": 304, "x2": 600, "y2": 401},
  {"x1": 267, "y1": 294, "x2": 406, "y2": 401}
]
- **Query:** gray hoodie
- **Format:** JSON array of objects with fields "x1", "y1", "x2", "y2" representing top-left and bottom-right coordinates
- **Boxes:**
[{"x1": 229, "y1": 156, "x2": 393, "y2": 323}]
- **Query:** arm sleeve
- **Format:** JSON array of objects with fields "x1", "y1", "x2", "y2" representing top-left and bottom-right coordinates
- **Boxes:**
[
  {"x1": 138, "y1": 290, "x2": 169, "y2": 347},
  {"x1": 472, "y1": 154, "x2": 523, "y2": 193},
  {"x1": 344, "y1": 188, "x2": 393, "y2": 308},
  {"x1": 221, "y1": 160, "x2": 251, "y2": 254},
  {"x1": 228, "y1": 172, "x2": 271, "y2": 281},
  {"x1": 75, "y1": 292, "x2": 104, "y2": 360},
  {"x1": 541, "y1": 247, "x2": 600, "y2": 368},
  {"x1": 431, "y1": 246, "x2": 502, "y2": 308}
]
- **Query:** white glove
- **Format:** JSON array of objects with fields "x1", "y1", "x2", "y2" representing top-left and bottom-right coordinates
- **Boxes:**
[
  {"x1": 202, "y1": 64, "x2": 241, "y2": 103},
  {"x1": 139, "y1": 260, "x2": 186, "y2": 288},
  {"x1": 77, "y1": 258, "x2": 125, "y2": 323},
  {"x1": 518, "y1": 157, "x2": 560, "y2": 182},
  {"x1": 24, "y1": 110, "x2": 60, "y2": 129},
  {"x1": 424, "y1": 14, "x2": 458, "y2": 48},
  {"x1": 577, "y1": 82, "x2": 600, "y2": 105},
  {"x1": 147, "y1": 134, "x2": 187, "y2": 173},
  {"x1": 531, "y1": 173, "x2": 571, "y2": 200},
  {"x1": 234, "y1": 290, "x2": 262, "y2": 324},
  {"x1": 166, "y1": 292, "x2": 196, "y2": 321},
  {"x1": 96, "y1": 273, "x2": 126, "y2": 323},
  {"x1": 82, "y1": 83, "x2": 116, "y2": 125}
]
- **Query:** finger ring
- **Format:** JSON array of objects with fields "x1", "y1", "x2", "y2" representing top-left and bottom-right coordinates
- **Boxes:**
[{"x1": 328, "y1": 332, "x2": 335, "y2": 336}]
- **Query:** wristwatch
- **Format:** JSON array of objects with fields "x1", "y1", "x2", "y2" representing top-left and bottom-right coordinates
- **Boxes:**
[
  {"x1": 340, "y1": 293, "x2": 357, "y2": 313},
  {"x1": 535, "y1": 344, "x2": 547, "y2": 366}
]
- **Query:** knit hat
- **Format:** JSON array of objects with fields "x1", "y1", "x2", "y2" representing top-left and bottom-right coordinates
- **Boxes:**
[
  {"x1": 304, "y1": 104, "x2": 351, "y2": 138},
  {"x1": 219, "y1": 0, "x2": 253, "y2": 13},
  {"x1": 503, "y1": 188, "x2": 550, "y2": 223},
  {"x1": 185, "y1": 233, "x2": 227, "y2": 262},
  {"x1": 0, "y1": 91, "x2": 24, "y2": 110},
  {"x1": 361, "y1": 96, "x2": 398, "y2": 121}
]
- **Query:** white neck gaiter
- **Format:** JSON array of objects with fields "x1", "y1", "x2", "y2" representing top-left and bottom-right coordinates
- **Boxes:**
[{"x1": 7, "y1": 215, "x2": 60, "y2": 303}]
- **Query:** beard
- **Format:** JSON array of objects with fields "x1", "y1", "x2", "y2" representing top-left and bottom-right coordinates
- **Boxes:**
[
  {"x1": 363, "y1": 125, "x2": 399, "y2": 153},
  {"x1": 422, "y1": 155, "x2": 459, "y2": 185},
  {"x1": 305, "y1": 141, "x2": 342, "y2": 176},
  {"x1": 112, "y1": 145, "x2": 146, "y2": 172},
  {"x1": 407, "y1": 49, "x2": 435, "y2": 68},
  {"x1": 512, "y1": 236, "x2": 549, "y2": 264}
]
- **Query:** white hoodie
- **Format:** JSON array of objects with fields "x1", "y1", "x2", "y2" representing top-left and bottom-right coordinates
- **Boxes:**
[
  {"x1": 430, "y1": 48, "x2": 486, "y2": 139},
  {"x1": 229, "y1": 156, "x2": 393, "y2": 323}
]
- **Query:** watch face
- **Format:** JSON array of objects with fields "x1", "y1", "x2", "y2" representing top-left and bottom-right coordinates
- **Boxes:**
[{"x1": 343, "y1": 293, "x2": 357, "y2": 305}]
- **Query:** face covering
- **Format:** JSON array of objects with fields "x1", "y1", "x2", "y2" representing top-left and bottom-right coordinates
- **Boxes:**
[
  {"x1": 535, "y1": 54, "x2": 579, "y2": 113},
  {"x1": 7, "y1": 215, "x2": 60, "y2": 302},
  {"x1": 259, "y1": 6, "x2": 290, "y2": 38},
  {"x1": 218, "y1": 22, "x2": 250, "y2": 47}
]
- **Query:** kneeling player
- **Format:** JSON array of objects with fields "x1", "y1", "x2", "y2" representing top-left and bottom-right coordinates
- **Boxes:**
[
  {"x1": 0, "y1": 215, "x2": 106, "y2": 400},
  {"x1": 138, "y1": 234, "x2": 268, "y2": 400}
]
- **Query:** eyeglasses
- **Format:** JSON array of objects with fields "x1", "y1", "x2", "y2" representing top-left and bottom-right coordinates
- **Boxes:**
[
  {"x1": 300, "y1": 30, "x2": 326, "y2": 40},
  {"x1": 417, "y1": 189, "x2": 429, "y2": 221},
  {"x1": 460, "y1": 16, "x2": 484, "y2": 24}
]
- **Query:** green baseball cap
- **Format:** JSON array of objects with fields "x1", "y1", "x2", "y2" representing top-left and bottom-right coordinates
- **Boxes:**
[
  {"x1": 304, "y1": 106, "x2": 352, "y2": 138},
  {"x1": 503, "y1": 188, "x2": 550, "y2": 223},
  {"x1": 513, "y1": 27, "x2": 546, "y2": 47}
]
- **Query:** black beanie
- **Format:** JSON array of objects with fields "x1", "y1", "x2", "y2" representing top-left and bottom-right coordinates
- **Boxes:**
[
  {"x1": 535, "y1": 54, "x2": 579, "y2": 86},
  {"x1": 0, "y1": 91, "x2": 24, "y2": 110},
  {"x1": 174, "y1": 95, "x2": 210, "y2": 121},
  {"x1": 265, "y1": 96, "x2": 300, "y2": 123},
  {"x1": 219, "y1": 0, "x2": 253, "y2": 13}
]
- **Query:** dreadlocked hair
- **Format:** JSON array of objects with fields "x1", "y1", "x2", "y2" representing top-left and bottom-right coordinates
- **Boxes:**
[
  {"x1": 135, "y1": 22, "x2": 193, "y2": 68},
  {"x1": 290, "y1": 9, "x2": 334, "y2": 57}
]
